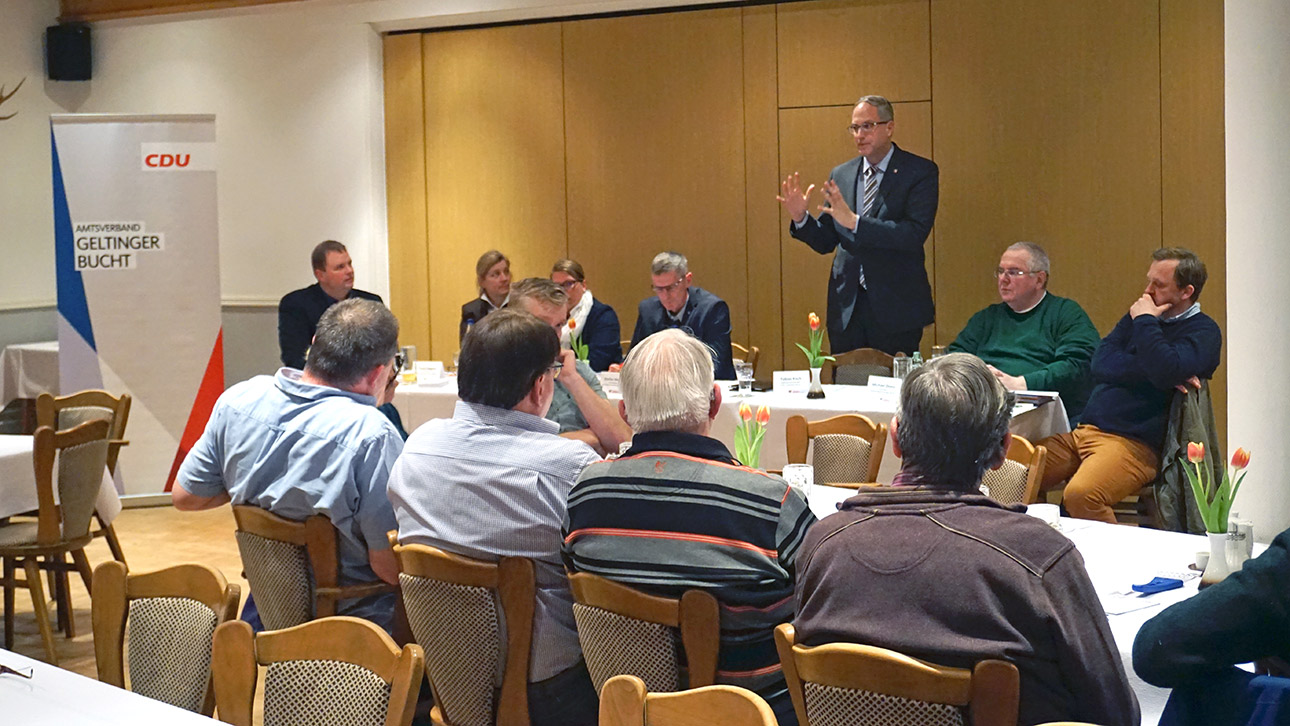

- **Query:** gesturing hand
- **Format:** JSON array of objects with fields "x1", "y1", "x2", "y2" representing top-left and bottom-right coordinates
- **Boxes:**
[
  {"x1": 819, "y1": 179, "x2": 858, "y2": 231},
  {"x1": 776, "y1": 172, "x2": 815, "y2": 224},
  {"x1": 1129, "y1": 294, "x2": 1171, "y2": 319}
]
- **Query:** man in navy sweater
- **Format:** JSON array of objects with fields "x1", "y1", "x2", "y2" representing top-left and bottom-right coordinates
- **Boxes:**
[{"x1": 1038, "y1": 248, "x2": 1221, "y2": 523}]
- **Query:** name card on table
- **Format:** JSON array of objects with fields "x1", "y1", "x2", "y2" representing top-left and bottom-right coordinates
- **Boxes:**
[
  {"x1": 415, "y1": 361, "x2": 445, "y2": 382},
  {"x1": 866, "y1": 375, "x2": 902, "y2": 404},
  {"x1": 774, "y1": 370, "x2": 811, "y2": 394},
  {"x1": 598, "y1": 371, "x2": 621, "y2": 396}
]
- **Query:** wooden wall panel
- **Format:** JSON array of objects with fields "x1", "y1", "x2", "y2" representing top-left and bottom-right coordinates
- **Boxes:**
[
  {"x1": 563, "y1": 9, "x2": 749, "y2": 349},
  {"x1": 1162, "y1": 0, "x2": 1226, "y2": 442},
  {"x1": 776, "y1": 0, "x2": 931, "y2": 109},
  {"x1": 421, "y1": 25, "x2": 567, "y2": 361},
  {"x1": 742, "y1": 6, "x2": 784, "y2": 373},
  {"x1": 778, "y1": 102, "x2": 933, "y2": 361},
  {"x1": 383, "y1": 33, "x2": 430, "y2": 354},
  {"x1": 930, "y1": 0, "x2": 1162, "y2": 345}
]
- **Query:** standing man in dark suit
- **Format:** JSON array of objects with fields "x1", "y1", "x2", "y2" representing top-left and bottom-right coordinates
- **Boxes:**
[
  {"x1": 278, "y1": 240, "x2": 383, "y2": 370},
  {"x1": 630, "y1": 252, "x2": 735, "y2": 380},
  {"x1": 778, "y1": 95, "x2": 939, "y2": 356}
]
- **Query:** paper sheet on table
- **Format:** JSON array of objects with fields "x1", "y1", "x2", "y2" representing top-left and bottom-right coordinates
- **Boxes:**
[{"x1": 1101, "y1": 591, "x2": 1170, "y2": 616}]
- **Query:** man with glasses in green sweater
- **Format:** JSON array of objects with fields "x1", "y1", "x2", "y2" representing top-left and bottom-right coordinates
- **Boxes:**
[{"x1": 948, "y1": 242, "x2": 1099, "y2": 422}]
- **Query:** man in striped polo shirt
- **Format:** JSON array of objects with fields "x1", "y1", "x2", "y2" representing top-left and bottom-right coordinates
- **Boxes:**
[{"x1": 562, "y1": 329, "x2": 816, "y2": 725}]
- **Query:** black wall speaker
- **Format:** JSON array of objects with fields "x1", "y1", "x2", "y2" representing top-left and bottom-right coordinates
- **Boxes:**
[{"x1": 46, "y1": 23, "x2": 92, "y2": 82}]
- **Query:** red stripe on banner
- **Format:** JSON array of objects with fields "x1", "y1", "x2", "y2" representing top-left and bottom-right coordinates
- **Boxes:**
[{"x1": 164, "y1": 330, "x2": 225, "y2": 492}]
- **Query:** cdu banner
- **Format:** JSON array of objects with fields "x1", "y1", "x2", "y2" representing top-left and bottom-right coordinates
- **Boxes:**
[{"x1": 51, "y1": 114, "x2": 223, "y2": 497}]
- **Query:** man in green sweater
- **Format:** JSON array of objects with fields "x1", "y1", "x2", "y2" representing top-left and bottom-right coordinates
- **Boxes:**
[{"x1": 948, "y1": 242, "x2": 1099, "y2": 421}]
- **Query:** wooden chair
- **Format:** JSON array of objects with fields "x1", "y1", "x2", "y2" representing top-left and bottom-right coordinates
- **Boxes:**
[
  {"x1": 732, "y1": 343, "x2": 761, "y2": 376},
  {"x1": 980, "y1": 435, "x2": 1048, "y2": 506},
  {"x1": 1111, "y1": 486, "x2": 1162, "y2": 528},
  {"x1": 823, "y1": 348, "x2": 893, "y2": 386},
  {"x1": 92, "y1": 561, "x2": 240, "y2": 715},
  {"x1": 785, "y1": 414, "x2": 886, "y2": 486},
  {"x1": 621, "y1": 339, "x2": 632, "y2": 358},
  {"x1": 395, "y1": 542, "x2": 535, "y2": 726},
  {"x1": 231, "y1": 505, "x2": 395, "y2": 631},
  {"x1": 212, "y1": 616, "x2": 424, "y2": 726},
  {"x1": 774, "y1": 623, "x2": 1019, "y2": 726},
  {"x1": 0, "y1": 419, "x2": 110, "y2": 663},
  {"x1": 36, "y1": 390, "x2": 131, "y2": 565},
  {"x1": 600, "y1": 674, "x2": 779, "y2": 726},
  {"x1": 568, "y1": 572, "x2": 720, "y2": 694}
]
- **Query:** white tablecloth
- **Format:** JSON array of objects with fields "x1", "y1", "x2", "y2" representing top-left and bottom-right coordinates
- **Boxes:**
[
  {"x1": 0, "y1": 341, "x2": 59, "y2": 406},
  {"x1": 807, "y1": 484, "x2": 1261, "y2": 725},
  {"x1": 393, "y1": 378, "x2": 1070, "y2": 479},
  {"x1": 0, "y1": 434, "x2": 122, "y2": 522},
  {"x1": 0, "y1": 648, "x2": 216, "y2": 725}
]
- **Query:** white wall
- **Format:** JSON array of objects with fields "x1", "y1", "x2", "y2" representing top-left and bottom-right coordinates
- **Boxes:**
[
  {"x1": 1226, "y1": 1, "x2": 1290, "y2": 542},
  {"x1": 0, "y1": 0, "x2": 728, "y2": 314}
]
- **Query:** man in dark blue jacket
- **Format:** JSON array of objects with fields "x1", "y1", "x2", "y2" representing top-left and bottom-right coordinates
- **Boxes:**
[
  {"x1": 1039, "y1": 248, "x2": 1222, "y2": 523},
  {"x1": 630, "y1": 251, "x2": 734, "y2": 380},
  {"x1": 778, "y1": 94, "x2": 938, "y2": 356}
]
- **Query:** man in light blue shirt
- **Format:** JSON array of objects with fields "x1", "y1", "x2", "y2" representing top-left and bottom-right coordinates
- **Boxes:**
[
  {"x1": 388, "y1": 308, "x2": 602, "y2": 726},
  {"x1": 173, "y1": 299, "x2": 404, "y2": 631}
]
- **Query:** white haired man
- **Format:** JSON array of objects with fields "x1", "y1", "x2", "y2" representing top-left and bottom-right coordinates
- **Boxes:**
[{"x1": 562, "y1": 328, "x2": 815, "y2": 725}]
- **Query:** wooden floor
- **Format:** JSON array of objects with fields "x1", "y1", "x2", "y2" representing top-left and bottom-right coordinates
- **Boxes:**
[{"x1": 4, "y1": 505, "x2": 249, "y2": 678}]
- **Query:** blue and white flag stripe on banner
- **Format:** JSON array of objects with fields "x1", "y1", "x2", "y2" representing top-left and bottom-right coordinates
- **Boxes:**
[{"x1": 51, "y1": 114, "x2": 223, "y2": 497}]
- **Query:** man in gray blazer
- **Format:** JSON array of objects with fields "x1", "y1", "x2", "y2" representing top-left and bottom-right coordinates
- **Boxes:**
[{"x1": 778, "y1": 95, "x2": 939, "y2": 356}]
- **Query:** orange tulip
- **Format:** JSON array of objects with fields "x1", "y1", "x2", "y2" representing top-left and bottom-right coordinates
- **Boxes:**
[
  {"x1": 608, "y1": 363, "x2": 622, "y2": 373},
  {"x1": 1231, "y1": 447, "x2": 1251, "y2": 470},
  {"x1": 756, "y1": 406, "x2": 771, "y2": 426},
  {"x1": 739, "y1": 402, "x2": 753, "y2": 421},
  {"x1": 568, "y1": 319, "x2": 577, "y2": 330},
  {"x1": 808, "y1": 312, "x2": 821, "y2": 331},
  {"x1": 1187, "y1": 441, "x2": 1205, "y2": 464}
]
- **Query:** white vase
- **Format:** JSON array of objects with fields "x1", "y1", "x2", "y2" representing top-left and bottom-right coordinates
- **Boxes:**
[
  {"x1": 807, "y1": 367, "x2": 825, "y2": 399},
  {"x1": 1200, "y1": 531, "x2": 1232, "y2": 589}
]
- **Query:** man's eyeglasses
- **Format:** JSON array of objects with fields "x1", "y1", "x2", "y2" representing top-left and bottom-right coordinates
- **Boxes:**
[
  {"x1": 651, "y1": 280, "x2": 685, "y2": 294},
  {"x1": 847, "y1": 120, "x2": 891, "y2": 135},
  {"x1": 556, "y1": 279, "x2": 579, "y2": 290},
  {"x1": 548, "y1": 362, "x2": 564, "y2": 380},
  {"x1": 995, "y1": 268, "x2": 1038, "y2": 279}
]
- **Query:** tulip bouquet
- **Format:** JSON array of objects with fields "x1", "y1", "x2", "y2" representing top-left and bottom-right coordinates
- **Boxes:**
[
  {"x1": 1183, "y1": 442, "x2": 1251, "y2": 534},
  {"x1": 796, "y1": 312, "x2": 836, "y2": 369},
  {"x1": 734, "y1": 403, "x2": 770, "y2": 469},
  {"x1": 567, "y1": 319, "x2": 589, "y2": 362}
]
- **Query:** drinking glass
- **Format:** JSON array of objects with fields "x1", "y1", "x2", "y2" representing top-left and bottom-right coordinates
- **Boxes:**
[{"x1": 735, "y1": 362, "x2": 754, "y2": 397}]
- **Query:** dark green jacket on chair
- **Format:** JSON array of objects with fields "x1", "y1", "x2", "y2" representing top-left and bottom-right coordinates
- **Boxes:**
[{"x1": 1154, "y1": 380, "x2": 1223, "y2": 534}]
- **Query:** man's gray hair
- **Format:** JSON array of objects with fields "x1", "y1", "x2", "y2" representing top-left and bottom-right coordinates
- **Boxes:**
[
  {"x1": 620, "y1": 329, "x2": 714, "y2": 434},
  {"x1": 856, "y1": 95, "x2": 894, "y2": 122},
  {"x1": 507, "y1": 277, "x2": 568, "y2": 309},
  {"x1": 651, "y1": 251, "x2": 689, "y2": 277},
  {"x1": 1007, "y1": 241, "x2": 1050, "y2": 275},
  {"x1": 305, "y1": 299, "x2": 399, "y2": 388},
  {"x1": 895, "y1": 353, "x2": 1014, "y2": 491}
]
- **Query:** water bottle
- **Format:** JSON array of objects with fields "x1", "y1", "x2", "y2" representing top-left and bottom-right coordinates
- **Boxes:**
[{"x1": 911, "y1": 352, "x2": 924, "y2": 370}]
